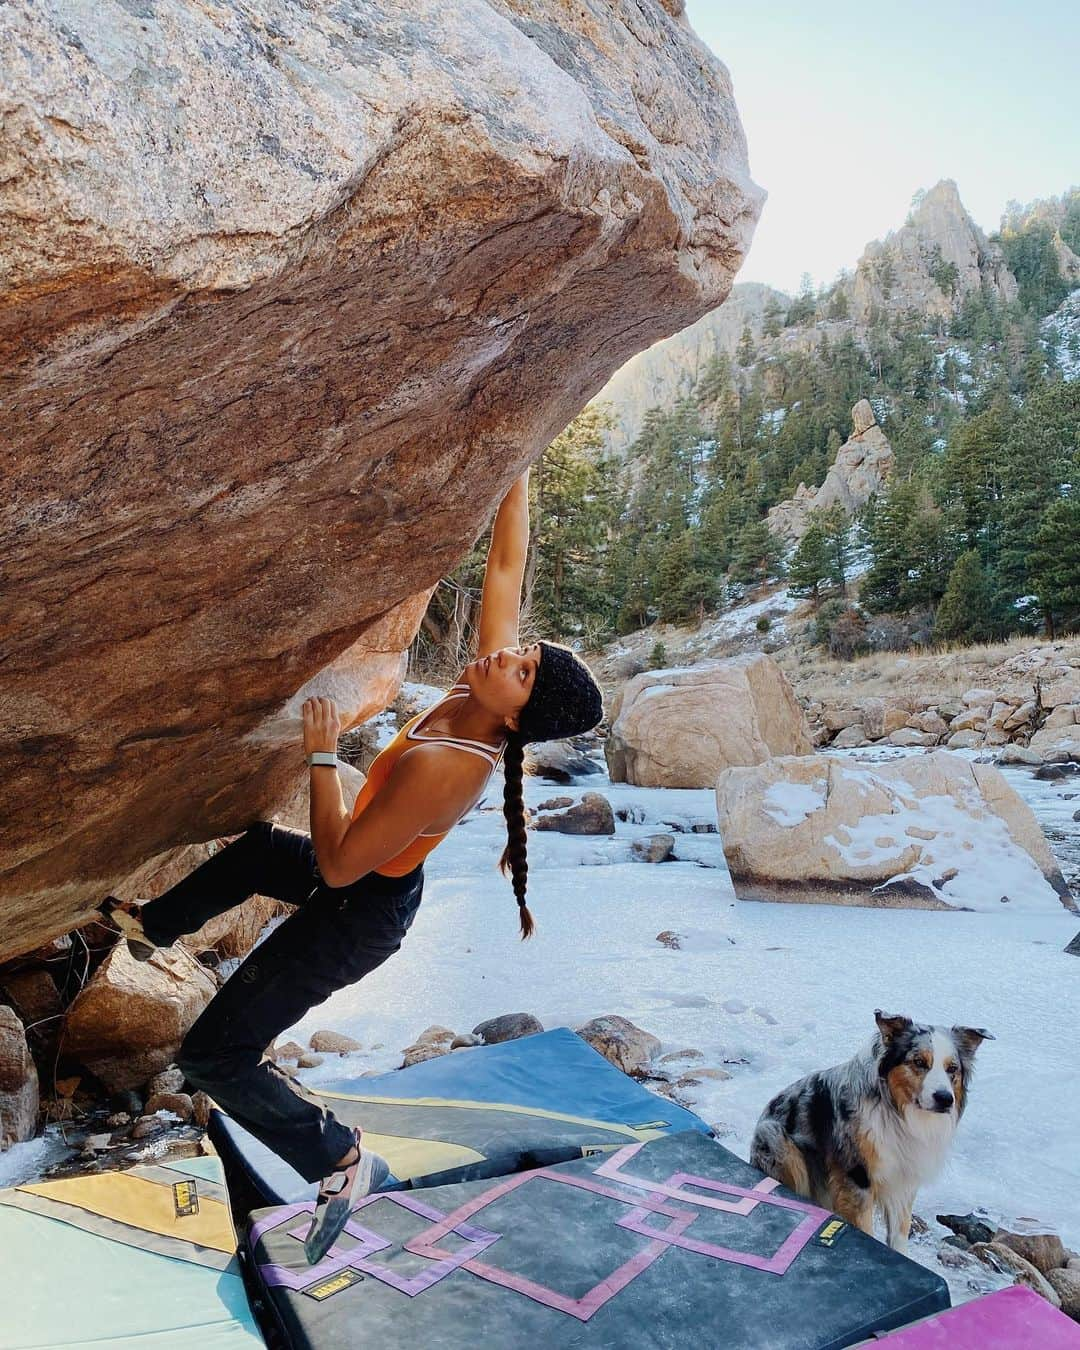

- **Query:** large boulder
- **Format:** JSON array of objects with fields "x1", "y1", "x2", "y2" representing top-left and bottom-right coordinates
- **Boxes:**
[
  {"x1": 606, "y1": 653, "x2": 811, "y2": 788},
  {"x1": 0, "y1": 1006, "x2": 39, "y2": 1148},
  {"x1": 63, "y1": 944, "x2": 217, "y2": 1091},
  {"x1": 715, "y1": 751, "x2": 1075, "y2": 911},
  {"x1": 0, "y1": 0, "x2": 763, "y2": 960}
]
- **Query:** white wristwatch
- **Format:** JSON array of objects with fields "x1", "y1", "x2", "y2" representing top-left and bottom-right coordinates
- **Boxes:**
[{"x1": 306, "y1": 751, "x2": 338, "y2": 768}]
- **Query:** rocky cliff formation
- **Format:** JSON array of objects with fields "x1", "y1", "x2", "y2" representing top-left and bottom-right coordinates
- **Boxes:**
[
  {"x1": 765, "y1": 399, "x2": 894, "y2": 543},
  {"x1": 593, "y1": 281, "x2": 787, "y2": 451},
  {"x1": 847, "y1": 180, "x2": 1017, "y2": 323},
  {"x1": 593, "y1": 178, "x2": 1029, "y2": 445},
  {"x1": 0, "y1": 0, "x2": 763, "y2": 959}
]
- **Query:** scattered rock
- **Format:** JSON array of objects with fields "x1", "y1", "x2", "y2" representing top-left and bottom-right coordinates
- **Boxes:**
[
  {"x1": 632, "y1": 833, "x2": 675, "y2": 863},
  {"x1": 414, "y1": 1025, "x2": 457, "y2": 1047},
  {"x1": 831, "y1": 725, "x2": 869, "y2": 749},
  {"x1": 993, "y1": 1229, "x2": 1068, "y2": 1276},
  {"x1": 63, "y1": 944, "x2": 216, "y2": 1092},
  {"x1": 941, "y1": 1234, "x2": 971, "y2": 1251},
  {"x1": 907, "y1": 711, "x2": 949, "y2": 737},
  {"x1": 658, "y1": 1049, "x2": 704, "y2": 1065},
  {"x1": 937, "y1": 1245, "x2": 975, "y2": 1269},
  {"x1": 131, "y1": 1114, "x2": 167, "y2": 1140},
  {"x1": 576, "y1": 1015, "x2": 660, "y2": 1077},
  {"x1": 451, "y1": 1033, "x2": 483, "y2": 1050},
  {"x1": 972, "y1": 1242, "x2": 1062, "y2": 1307},
  {"x1": 1035, "y1": 762, "x2": 1079, "y2": 781},
  {"x1": 472, "y1": 1013, "x2": 543, "y2": 1044},
  {"x1": 534, "y1": 792, "x2": 615, "y2": 836},
  {"x1": 938, "y1": 1212, "x2": 997, "y2": 1245},
  {"x1": 692, "y1": 1067, "x2": 732, "y2": 1081},
  {"x1": 401, "y1": 1044, "x2": 450, "y2": 1069},
  {"x1": 145, "y1": 1091, "x2": 194, "y2": 1122},
  {"x1": 947, "y1": 729, "x2": 984, "y2": 750},
  {"x1": 106, "y1": 1111, "x2": 131, "y2": 1129},
  {"x1": 962, "y1": 687, "x2": 997, "y2": 707},
  {"x1": 525, "y1": 740, "x2": 603, "y2": 784},
  {"x1": 887, "y1": 728, "x2": 939, "y2": 748},
  {"x1": 537, "y1": 797, "x2": 574, "y2": 811},
  {"x1": 191, "y1": 1091, "x2": 214, "y2": 1128},
  {"x1": 0, "y1": 1006, "x2": 39, "y2": 1147},
  {"x1": 655, "y1": 931, "x2": 683, "y2": 950},
  {"x1": 146, "y1": 1066, "x2": 186, "y2": 1097},
  {"x1": 297, "y1": 1053, "x2": 324, "y2": 1069},
  {"x1": 273, "y1": 1041, "x2": 306, "y2": 1063},
  {"x1": 1046, "y1": 1268, "x2": 1080, "y2": 1321},
  {"x1": 998, "y1": 745, "x2": 1043, "y2": 766},
  {"x1": 309, "y1": 1030, "x2": 362, "y2": 1055}
]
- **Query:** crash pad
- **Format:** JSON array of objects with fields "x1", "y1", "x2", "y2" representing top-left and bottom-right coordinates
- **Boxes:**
[
  {"x1": 0, "y1": 1152, "x2": 262, "y2": 1348},
  {"x1": 209, "y1": 1027, "x2": 710, "y2": 1207},
  {"x1": 246, "y1": 1129, "x2": 949, "y2": 1350}
]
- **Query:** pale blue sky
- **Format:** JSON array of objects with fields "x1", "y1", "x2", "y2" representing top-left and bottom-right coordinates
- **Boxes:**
[{"x1": 686, "y1": 0, "x2": 1079, "y2": 293}]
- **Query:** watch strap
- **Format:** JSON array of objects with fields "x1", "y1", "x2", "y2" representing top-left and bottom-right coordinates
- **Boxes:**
[{"x1": 307, "y1": 751, "x2": 338, "y2": 768}]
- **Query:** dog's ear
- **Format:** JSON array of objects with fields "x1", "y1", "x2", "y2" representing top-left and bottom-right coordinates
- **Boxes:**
[
  {"x1": 952, "y1": 1026, "x2": 994, "y2": 1056},
  {"x1": 874, "y1": 1010, "x2": 913, "y2": 1042}
]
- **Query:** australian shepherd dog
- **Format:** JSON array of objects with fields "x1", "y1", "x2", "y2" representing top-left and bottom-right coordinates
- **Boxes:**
[{"x1": 750, "y1": 1011, "x2": 992, "y2": 1252}]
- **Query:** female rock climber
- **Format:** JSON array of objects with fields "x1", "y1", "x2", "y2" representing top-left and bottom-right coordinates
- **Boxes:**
[{"x1": 99, "y1": 466, "x2": 603, "y2": 1264}]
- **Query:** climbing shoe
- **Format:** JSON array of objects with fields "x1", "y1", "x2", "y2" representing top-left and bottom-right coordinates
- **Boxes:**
[
  {"x1": 304, "y1": 1129, "x2": 391, "y2": 1265},
  {"x1": 99, "y1": 896, "x2": 157, "y2": 962}
]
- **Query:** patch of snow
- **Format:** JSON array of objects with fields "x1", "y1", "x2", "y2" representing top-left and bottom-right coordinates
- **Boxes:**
[{"x1": 763, "y1": 779, "x2": 827, "y2": 828}]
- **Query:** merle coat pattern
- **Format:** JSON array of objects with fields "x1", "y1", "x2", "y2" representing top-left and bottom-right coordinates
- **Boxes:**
[{"x1": 750, "y1": 1011, "x2": 991, "y2": 1252}]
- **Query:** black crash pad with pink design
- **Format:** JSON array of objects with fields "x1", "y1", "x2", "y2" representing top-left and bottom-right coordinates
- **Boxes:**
[{"x1": 244, "y1": 1130, "x2": 948, "y2": 1349}]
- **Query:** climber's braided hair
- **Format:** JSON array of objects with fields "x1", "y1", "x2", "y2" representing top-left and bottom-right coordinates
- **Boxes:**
[{"x1": 497, "y1": 641, "x2": 604, "y2": 940}]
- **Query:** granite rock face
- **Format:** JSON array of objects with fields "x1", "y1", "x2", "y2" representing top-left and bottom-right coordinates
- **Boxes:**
[
  {"x1": 715, "y1": 751, "x2": 1076, "y2": 912},
  {"x1": 766, "y1": 400, "x2": 894, "y2": 544},
  {"x1": 0, "y1": 0, "x2": 763, "y2": 959},
  {"x1": 606, "y1": 653, "x2": 812, "y2": 788}
]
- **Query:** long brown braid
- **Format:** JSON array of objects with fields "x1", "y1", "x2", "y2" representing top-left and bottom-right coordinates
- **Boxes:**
[{"x1": 498, "y1": 731, "x2": 535, "y2": 939}]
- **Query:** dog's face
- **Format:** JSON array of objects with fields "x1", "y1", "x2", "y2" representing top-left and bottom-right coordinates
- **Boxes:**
[{"x1": 874, "y1": 1011, "x2": 992, "y2": 1118}]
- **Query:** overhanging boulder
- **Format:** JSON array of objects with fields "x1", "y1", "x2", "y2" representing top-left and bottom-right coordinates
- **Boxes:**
[{"x1": 0, "y1": 1, "x2": 763, "y2": 958}]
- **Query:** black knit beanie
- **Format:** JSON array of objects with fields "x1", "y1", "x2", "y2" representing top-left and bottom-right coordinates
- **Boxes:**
[{"x1": 516, "y1": 641, "x2": 604, "y2": 744}]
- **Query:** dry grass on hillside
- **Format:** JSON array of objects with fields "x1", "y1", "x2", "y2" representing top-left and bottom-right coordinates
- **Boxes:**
[{"x1": 777, "y1": 635, "x2": 1080, "y2": 705}]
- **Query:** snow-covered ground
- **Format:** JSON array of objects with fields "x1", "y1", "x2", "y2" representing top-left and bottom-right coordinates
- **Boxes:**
[{"x1": 283, "y1": 753, "x2": 1080, "y2": 1301}]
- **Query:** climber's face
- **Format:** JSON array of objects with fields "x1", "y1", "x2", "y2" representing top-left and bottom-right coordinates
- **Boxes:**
[{"x1": 465, "y1": 644, "x2": 541, "y2": 729}]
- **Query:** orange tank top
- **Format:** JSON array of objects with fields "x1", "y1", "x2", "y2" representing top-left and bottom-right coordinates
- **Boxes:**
[{"x1": 351, "y1": 683, "x2": 506, "y2": 876}]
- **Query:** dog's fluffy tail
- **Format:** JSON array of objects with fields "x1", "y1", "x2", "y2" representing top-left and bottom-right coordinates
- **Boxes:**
[{"x1": 750, "y1": 1118, "x2": 811, "y2": 1197}]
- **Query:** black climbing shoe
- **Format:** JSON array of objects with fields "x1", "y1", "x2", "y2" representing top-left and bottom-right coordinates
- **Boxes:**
[{"x1": 99, "y1": 896, "x2": 158, "y2": 962}]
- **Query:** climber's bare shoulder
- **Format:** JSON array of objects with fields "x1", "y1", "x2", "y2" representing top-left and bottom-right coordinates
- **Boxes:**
[{"x1": 394, "y1": 742, "x2": 493, "y2": 833}]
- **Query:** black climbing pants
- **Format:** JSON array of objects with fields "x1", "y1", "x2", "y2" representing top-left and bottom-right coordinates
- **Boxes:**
[{"x1": 140, "y1": 820, "x2": 423, "y2": 1182}]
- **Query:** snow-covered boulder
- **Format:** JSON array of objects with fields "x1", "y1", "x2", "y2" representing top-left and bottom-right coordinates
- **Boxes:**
[
  {"x1": 605, "y1": 653, "x2": 812, "y2": 788},
  {"x1": 715, "y1": 751, "x2": 1076, "y2": 912}
]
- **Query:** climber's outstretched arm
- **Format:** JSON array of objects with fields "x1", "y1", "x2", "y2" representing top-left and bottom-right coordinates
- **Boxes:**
[{"x1": 476, "y1": 467, "x2": 530, "y2": 656}]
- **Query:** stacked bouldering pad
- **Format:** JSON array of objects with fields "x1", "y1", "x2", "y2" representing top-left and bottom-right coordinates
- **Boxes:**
[
  {"x1": 245, "y1": 1129, "x2": 950, "y2": 1349},
  {"x1": 209, "y1": 1027, "x2": 710, "y2": 1207},
  {"x1": 0, "y1": 1152, "x2": 263, "y2": 1348},
  {"x1": 215, "y1": 1029, "x2": 950, "y2": 1349},
  {"x1": 867, "y1": 1284, "x2": 1080, "y2": 1346}
]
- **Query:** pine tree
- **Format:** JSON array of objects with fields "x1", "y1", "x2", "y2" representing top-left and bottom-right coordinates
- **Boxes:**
[
  {"x1": 933, "y1": 550, "x2": 994, "y2": 645},
  {"x1": 730, "y1": 519, "x2": 784, "y2": 586},
  {"x1": 787, "y1": 520, "x2": 831, "y2": 603},
  {"x1": 1029, "y1": 498, "x2": 1080, "y2": 638}
]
